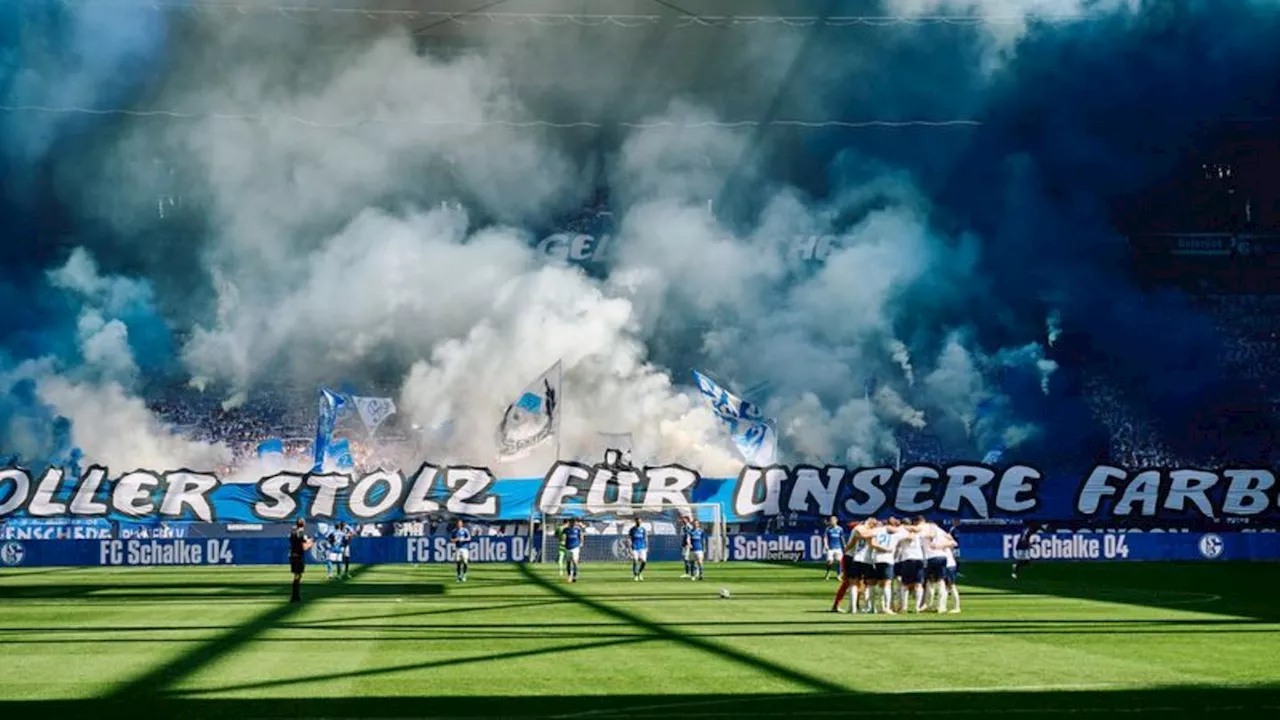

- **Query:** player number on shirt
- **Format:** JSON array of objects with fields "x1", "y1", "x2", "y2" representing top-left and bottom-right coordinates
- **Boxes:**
[{"x1": 1103, "y1": 534, "x2": 1129, "y2": 559}]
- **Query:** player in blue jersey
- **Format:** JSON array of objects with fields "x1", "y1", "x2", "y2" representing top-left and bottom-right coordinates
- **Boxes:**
[
  {"x1": 685, "y1": 519, "x2": 707, "y2": 581},
  {"x1": 563, "y1": 517, "x2": 583, "y2": 582},
  {"x1": 1012, "y1": 522, "x2": 1040, "y2": 579},
  {"x1": 450, "y1": 519, "x2": 472, "y2": 582},
  {"x1": 323, "y1": 525, "x2": 343, "y2": 579},
  {"x1": 822, "y1": 516, "x2": 844, "y2": 580},
  {"x1": 627, "y1": 518, "x2": 649, "y2": 581}
]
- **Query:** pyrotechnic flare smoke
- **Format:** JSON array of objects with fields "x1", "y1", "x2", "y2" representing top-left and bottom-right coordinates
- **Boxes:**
[{"x1": 1, "y1": 0, "x2": 1277, "y2": 471}]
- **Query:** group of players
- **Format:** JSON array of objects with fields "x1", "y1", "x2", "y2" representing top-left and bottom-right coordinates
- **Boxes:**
[
  {"x1": 822, "y1": 516, "x2": 963, "y2": 614},
  {"x1": 319, "y1": 522, "x2": 356, "y2": 580},
  {"x1": 285, "y1": 513, "x2": 963, "y2": 615},
  {"x1": 554, "y1": 516, "x2": 710, "y2": 583}
]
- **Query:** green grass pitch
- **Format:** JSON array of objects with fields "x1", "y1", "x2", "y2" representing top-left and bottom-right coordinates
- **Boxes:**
[{"x1": 1, "y1": 561, "x2": 1278, "y2": 718}]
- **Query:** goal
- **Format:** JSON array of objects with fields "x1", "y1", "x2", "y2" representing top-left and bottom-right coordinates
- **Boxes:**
[{"x1": 533, "y1": 503, "x2": 726, "y2": 564}]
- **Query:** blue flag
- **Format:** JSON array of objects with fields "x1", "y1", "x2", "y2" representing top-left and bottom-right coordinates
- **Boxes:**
[
  {"x1": 691, "y1": 370, "x2": 777, "y2": 466},
  {"x1": 329, "y1": 438, "x2": 355, "y2": 471},
  {"x1": 312, "y1": 388, "x2": 347, "y2": 473},
  {"x1": 65, "y1": 447, "x2": 83, "y2": 480},
  {"x1": 257, "y1": 438, "x2": 284, "y2": 459}
]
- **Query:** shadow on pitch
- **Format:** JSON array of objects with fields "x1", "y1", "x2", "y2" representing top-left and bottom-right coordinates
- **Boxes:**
[
  {"x1": 954, "y1": 562, "x2": 1280, "y2": 621},
  {"x1": 164, "y1": 636, "x2": 651, "y2": 696},
  {"x1": 103, "y1": 565, "x2": 430, "y2": 699},
  {"x1": 3, "y1": 684, "x2": 1279, "y2": 718},
  {"x1": 0, "y1": 578, "x2": 444, "y2": 602},
  {"x1": 516, "y1": 563, "x2": 847, "y2": 694}
]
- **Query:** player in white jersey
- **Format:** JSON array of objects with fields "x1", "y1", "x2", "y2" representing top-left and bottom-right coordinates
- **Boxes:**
[
  {"x1": 941, "y1": 544, "x2": 961, "y2": 613},
  {"x1": 851, "y1": 518, "x2": 880, "y2": 613},
  {"x1": 895, "y1": 517, "x2": 928, "y2": 613},
  {"x1": 869, "y1": 518, "x2": 910, "y2": 614},
  {"x1": 922, "y1": 523, "x2": 958, "y2": 612},
  {"x1": 831, "y1": 518, "x2": 879, "y2": 613}
]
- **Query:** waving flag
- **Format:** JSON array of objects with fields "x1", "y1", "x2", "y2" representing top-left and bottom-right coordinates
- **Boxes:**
[
  {"x1": 352, "y1": 396, "x2": 397, "y2": 433},
  {"x1": 329, "y1": 438, "x2": 355, "y2": 471},
  {"x1": 312, "y1": 387, "x2": 347, "y2": 473},
  {"x1": 691, "y1": 370, "x2": 777, "y2": 466},
  {"x1": 496, "y1": 361, "x2": 562, "y2": 461},
  {"x1": 257, "y1": 438, "x2": 285, "y2": 471}
]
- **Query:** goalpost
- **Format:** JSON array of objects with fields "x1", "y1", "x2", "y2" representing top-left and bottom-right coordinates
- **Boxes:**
[{"x1": 533, "y1": 503, "x2": 727, "y2": 564}]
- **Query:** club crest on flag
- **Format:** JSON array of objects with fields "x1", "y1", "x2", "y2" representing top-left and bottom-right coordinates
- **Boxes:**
[
  {"x1": 352, "y1": 396, "x2": 397, "y2": 432},
  {"x1": 497, "y1": 363, "x2": 562, "y2": 460},
  {"x1": 692, "y1": 370, "x2": 777, "y2": 466}
]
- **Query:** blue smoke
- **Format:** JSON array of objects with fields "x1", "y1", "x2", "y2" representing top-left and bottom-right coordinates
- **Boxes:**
[
  {"x1": 0, "y1": 3, "x2": 168, "y2": 171},
  {"x1": 4, "y1": 0, "x2": 1279, "y2": 471},
  {"x1": 0, "y1": 3, "x2": 171, "y2": 463},
  {"x1": 899, "y1": 2, "x2": 1280, "y2": 463}
]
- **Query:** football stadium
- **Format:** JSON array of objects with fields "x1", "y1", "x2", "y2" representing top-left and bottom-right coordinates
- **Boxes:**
[{"x1": 2, "y1": 0, "x2": 1280, "y2": 717}]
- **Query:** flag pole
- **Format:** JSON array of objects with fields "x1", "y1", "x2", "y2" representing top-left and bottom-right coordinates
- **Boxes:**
[{"x1": 554, "y1": 360, "x2": 563, "y2": 462}]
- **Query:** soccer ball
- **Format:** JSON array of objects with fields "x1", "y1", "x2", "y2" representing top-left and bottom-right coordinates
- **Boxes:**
[{"x1": 719, "y1": 588, "x2": 731, "y2": 599}]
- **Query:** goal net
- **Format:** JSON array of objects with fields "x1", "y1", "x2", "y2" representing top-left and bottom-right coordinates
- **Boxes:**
[{"x1": 534, "y1": 503, "x2": 726, "y2": 564}]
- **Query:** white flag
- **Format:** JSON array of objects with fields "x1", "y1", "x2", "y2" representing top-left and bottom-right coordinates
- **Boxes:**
[
  {"x1": 352, "y1": 396, "x2": 397, "y2": 432},
  {"x1": 496, "y1": 361, "x2": 562, "y2": 460}
]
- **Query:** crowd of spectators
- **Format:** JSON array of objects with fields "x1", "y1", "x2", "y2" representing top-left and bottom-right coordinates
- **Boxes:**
[{"x1": 138, "y1": 292, "x2": 1280, "y2": 474}]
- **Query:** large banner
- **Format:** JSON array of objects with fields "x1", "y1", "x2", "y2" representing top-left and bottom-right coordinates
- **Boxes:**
[
  {"x1": 0, "y1": 535, "x2": 532, "y2": 568},
  {"x1": 3, "y1": 531, "x2": 1277, "y2": 568},
  {"x1": 725, "y1": 531, "x2": 1280, "y2": 562},
  {"x1": 2, "y1": 462, "x2": 1278, "y2": 525}
]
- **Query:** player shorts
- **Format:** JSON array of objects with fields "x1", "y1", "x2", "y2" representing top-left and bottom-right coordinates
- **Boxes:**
[
  {"x1": 944, "y1": 566, "x2": 958, "y2": 584},
  {"x1": 456, "y1": 548, "x2": 471, "y2": 563},
  {"x1": 925, "y1": 557, "x2": 947, "y2": 581},
  {"x1": 1013, "y1": 546, "x2": 1030, "y2": 561},
  {"x1": 898, "y1": 559, "x2": 925, "y2": 585},
  {"x1": 632, "y1": 549, "x2": 648, "y2": 563},
  {"x1": 567, "y1": 547, "x2": 581, "y2": 563},
  {"x1": 825, "y1": 549, "x2": 842, "y2": 563},
  {"x1": 327, "y1": 551, "x2": 342, "y2": 563},
  {"x1": 343, "y1": 547, "x2": 351, "y2": 558},
  {"x1": 847, "y1": 560, "x2": 871, "y2": 580},
  {"x1": 289, "y1": 555, "x2": 305, "y2": 574},
  {"x1": 692, "y1": 550, "x2": 705, "y2": 563},
  {"x1": 682, "y1": 547, "x2": 690, "y2": 561},
  {"x1": 870, "y1": 562, "x2": 894, "y2": 582}
]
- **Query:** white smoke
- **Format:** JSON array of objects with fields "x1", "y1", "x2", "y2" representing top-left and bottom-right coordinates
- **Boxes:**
[
  {"x1": 1, "y1": 249, "x2": 235, "y2": 470},
  {"x1": 888, "y1": 339, "x2": 916, "y2": 386},
  {"x1": 37, "y1": 376, "x2": 231, "y2": 471},
  {"x1": 32, "y1": 2, "x2": 1069, "y2": 473},
  {"x1": 1047, "y1": 309, "x2": 1062, "y2": 347},
  {"x1": 884, "y1": 0, "x2": 1143, "y2": 65}
]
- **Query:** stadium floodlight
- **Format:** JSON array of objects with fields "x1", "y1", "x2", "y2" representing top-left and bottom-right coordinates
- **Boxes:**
[{"x1": 531, "y1": 503, "x2": 726, "y2": 564}]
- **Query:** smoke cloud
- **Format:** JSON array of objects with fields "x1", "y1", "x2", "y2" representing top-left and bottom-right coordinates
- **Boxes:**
[{"x1": 2, "y1": 0, "x2": 1278, "y2": 473}]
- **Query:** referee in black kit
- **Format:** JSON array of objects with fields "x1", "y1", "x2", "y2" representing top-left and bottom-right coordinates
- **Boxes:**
[{"x1": 289, "y1": 519, "x2": 313, "y2": 603}]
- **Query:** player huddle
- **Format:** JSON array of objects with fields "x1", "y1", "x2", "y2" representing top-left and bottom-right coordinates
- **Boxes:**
[{"x1": 826, "y1": 516, "x2": 962, "y2": 615}]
